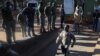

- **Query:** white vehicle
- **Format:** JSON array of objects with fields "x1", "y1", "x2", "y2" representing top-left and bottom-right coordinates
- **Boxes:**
[{"x1": 26, "y1": 0, "x2": 39, "y2": 8}]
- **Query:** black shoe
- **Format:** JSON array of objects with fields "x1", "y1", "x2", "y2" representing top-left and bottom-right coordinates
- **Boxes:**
[{"x1": 33, "y1": 34, "x2": 37, "y2": 37}]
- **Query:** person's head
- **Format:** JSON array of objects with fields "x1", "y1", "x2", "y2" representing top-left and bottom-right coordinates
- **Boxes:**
[
  {"x1": 27, "y1": 3, "x2": 32, "y2": 8},
  {"x1": 65, "y1": 25, "x2": 70, "y2": 32},
  {"x1": 5, "y1": 1, "x2": 12, "y2": 8}
]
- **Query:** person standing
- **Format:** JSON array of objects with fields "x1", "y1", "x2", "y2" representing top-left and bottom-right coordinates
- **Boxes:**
[
  {"x1": 39, "y1": 2, "x2": 46, "y2": 33},
  {"x1": 60, "y1": 4, "x2": 65, "y2": 29},
  {"x1": 17, "y1": 10, "x2": 27, "y2": 37},
  {"x1": 52, "y1": 3, "x2": 57, "y2": 29},
  {"x1": 23, "y1": 3, "x2": 36, "y2": 37},
  {"x1": 45, "y1": 2, "x2": 52, "y2": 31},
  {"x1": 1, "y1": 1, "x2": 16, "y2": 44},
  {"x1": 92, "y1": 10, "x2": 100, "y2": 31},
  {"x1": 74, "y1": 5, "x2": 83, "y2": 34}
]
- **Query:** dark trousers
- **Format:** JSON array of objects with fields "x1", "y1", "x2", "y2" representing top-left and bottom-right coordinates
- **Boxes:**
[
  {"x1": 47, "y1": 15, "x2": 52, "y2": 31},
  {"x1": 93, "y1": 19, "x2": 98, "y2": 31},
  {"x1": 61, "y1": 15, "x2": 64, "y2": 28},
  {"x1": 74, "y1": 23, "x2": 80, "y2": 34},
  {"x1": 5, "y1": 22, "x2": 16, "y2": 44},
  {"x1": 28, "y1": 20, "x2": 35, "y2": 37},
  {"x1": 40, "y1": 15, "x2": 46, "y2": 33},
  {"x1": 52, "y1": 15, "x2": 56, "y2": 29}
]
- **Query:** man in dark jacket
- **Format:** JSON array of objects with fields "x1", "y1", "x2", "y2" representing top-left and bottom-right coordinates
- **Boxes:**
[
  {"x1": 45, "y1": 2, "x2": 52, "y2": 31},
  {"x1": 1, "y1": 1, "x2": 16, "y2": 44},
  {"x1": 17, "y1": 10, "x2": 27, "y2": 37},
  {"x1": 39, "y1": 2, "x2": 46, "y2": 33},
  {"x1": 23, "y1": 3, "x2": 36, "y2": 37},
  {"x1": 59, "y1": 25, "x2": 76, "y2": 56},
  {"x1": 52, "y1": 3, "x2": 57, "y2": 29},
  {"x1": 60, "y1": 5, "x2": 65, "y2": 29}
]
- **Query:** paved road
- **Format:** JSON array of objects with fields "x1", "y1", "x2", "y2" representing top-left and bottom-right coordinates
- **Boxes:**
[{"x1": 0, "y1": 29, "x2": 60, "y2": 56}]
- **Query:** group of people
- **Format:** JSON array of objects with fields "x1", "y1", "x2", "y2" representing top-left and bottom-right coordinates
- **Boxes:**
[
  {"x1": 17, "y1": 2, "x2": 61, "y2": 37},
  {"x1": 0, "y1": 1, "x2": 78, "y2": 56},
  {"x1": 1, "y1": 1, "x2": 64, "y2": 44},
  {"x1": 1, "y1": 0, "x2": 100, "y2": 56}
]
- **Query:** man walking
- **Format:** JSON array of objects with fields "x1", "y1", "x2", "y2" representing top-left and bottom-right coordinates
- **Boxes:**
[{"x1": 59, "y1": 25, "x2": 76, "y2": 56}]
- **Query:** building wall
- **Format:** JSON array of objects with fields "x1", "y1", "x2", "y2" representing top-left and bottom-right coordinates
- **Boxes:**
[{"x1": 84, "y1": 0, "x2": 95, "y2": 15}]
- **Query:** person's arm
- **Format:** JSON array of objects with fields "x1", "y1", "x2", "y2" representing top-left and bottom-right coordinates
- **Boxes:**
[
  {"x1": 1, "y1": 8, "x2": 6, "y2": 29},
  {"x1": 17, "y1": 13, "x2": 20, "y2": 23}
]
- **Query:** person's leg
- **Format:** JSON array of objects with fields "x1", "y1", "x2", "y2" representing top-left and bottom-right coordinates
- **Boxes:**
[
  {"x1": 40, "y1": 16, "x2": 43, "y2": 33},
  {"x1": 40, "y1": 15, "x2": 46, "y2": 33},
  {"x1": 42, "y1": 23, "x2": 46, "y2": 33},
  {"x1": 24, "y1": 23, "x2": 27, "y2": 37},
  {"x1": 65, "y1": 44, "x2": 70, "y2": 56},
  {"x1": 52, "y1": 16, "x2": 56, "y2": 29},
  {"x1": 61, "y1": 15, "x2": 64, "y2": 28},
  {"x1": 53, "y1": 16, "x2": 56, "y2": 29},
  {"x1": 48, "y1": 16, "x2": 52, "y2": 31},
  {"x1": 28, "y1": 27, "x2": 31, "y2": 37},
  {"x1": 95, "y1": 21, "x2": 98, "y2": 32},
  {"x1": 22, "y1": 23, "x2": 27, "y2": 37},
  {"x1": 21, "y1": 24, "x2": 24, "y2": 37},
  {"x1": 32, "y1": 26, "x2": 36, "y2": 36},
  {"x1": 93, "y1": 19, "x2": 95, "y2": 31},
  {"x1": 36, "y1": 10, "x2": 40, "y2": 25},
  {"x1": 42, "y1": 16, "x2": 46, "y2": 32},
  {"x1": 5, "y1": 25, "x2": 12, "y2": 44},
  {"x1": 74, "y1": 23, "x2": 77, "y2": 33},
  {"x1": 77, "y1": 23, "x2": 80, "y2": 34},
  {"x1": 12, "y1": 23, "x2": 16, "y2": 42},
  {"x1": 49, "y1": 16, "x2": 52, "y2": 30},
  {"x1": 40, "y1": 16, "x2": 42, "y2": 33},
  {"x1": 32, "y1": 20, "x2": 36, "y2": 36},
  {"x1": 47, "y1": 16, "x2": 50, "y2": 31},
  {"x1": 82, "y1": 4, "x2": 84, "y2": 12}
]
